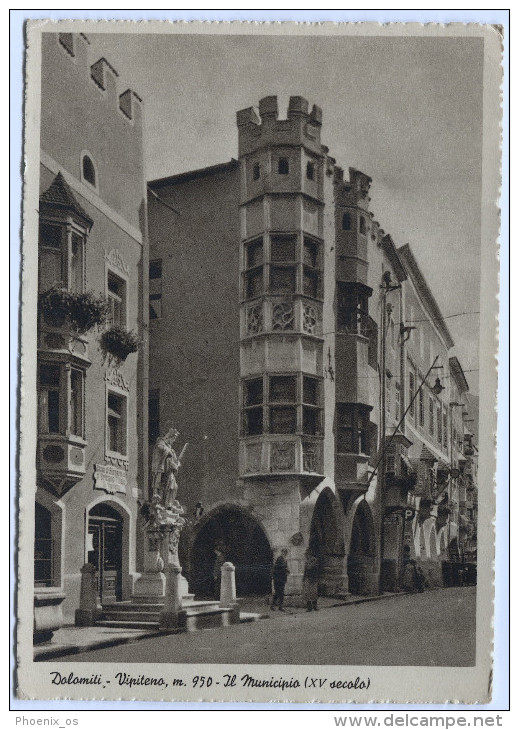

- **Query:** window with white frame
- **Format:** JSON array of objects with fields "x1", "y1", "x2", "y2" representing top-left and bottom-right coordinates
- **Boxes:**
[
  {"x1": 39, "y1": 221, "x2": 85, "y2": 294},
  {"x1": 107, "y1": 271, "x2": 127, "y2": 328},
  {"x1": 107, "y1": 390, "x2": 127, "y2": 455},
  {"x1": 38, "y1": 363, "x2": 85, "y2": 438}
]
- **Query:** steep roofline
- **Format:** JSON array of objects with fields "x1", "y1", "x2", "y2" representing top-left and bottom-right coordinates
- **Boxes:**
[
  {"x1": 449, "y1": 356, "x2": 470, "y2": 394},
  {"x1": 381, "y1": 233, "x2": 407, "y2": 283},
  {"x1": 397, "y1": 243, "x2": 454, "y2": 349},
  {"x1": 148, "y1": 159, "x2": 239, "y2": 189}
]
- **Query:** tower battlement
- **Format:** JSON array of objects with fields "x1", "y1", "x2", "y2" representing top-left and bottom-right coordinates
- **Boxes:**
[
  {"x1": 334, "y1": 165, "x2": 372, "y2": 212},
  {"x1": 237, "y1": 95, "x2": 323, "y2": 157},
  {"x1": 55, "y1": 33, "x2": 143, "y2": 127}
]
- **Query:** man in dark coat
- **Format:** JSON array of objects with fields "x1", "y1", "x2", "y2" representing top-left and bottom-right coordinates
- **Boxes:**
[{"x1": 271, "y1": 549, "x2": 290, "y2": 611}]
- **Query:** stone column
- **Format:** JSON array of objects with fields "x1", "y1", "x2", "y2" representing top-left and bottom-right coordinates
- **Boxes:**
[
  {"x1": 75, "y1": 563, "x2": 100, "y2": 626},
  {"x1": 219, "y1": 562, "x2": 237, "y2": 608}
]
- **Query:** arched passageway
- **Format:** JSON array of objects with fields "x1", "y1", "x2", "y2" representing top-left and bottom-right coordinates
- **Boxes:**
[
  {"x1": 190, "y1": 507, "x2": 273, "y2": 598},
  {"x1": 309, "y1": 489, "x2": 345, "y2": 596},
  {"x1": 347, "y1": 501, "x2": 377, "y2": 595}
]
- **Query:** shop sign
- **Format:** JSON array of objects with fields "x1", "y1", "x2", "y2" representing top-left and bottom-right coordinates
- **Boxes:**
[{"x1": 93, "y1": 463, "x2": 127, "y2": 494}]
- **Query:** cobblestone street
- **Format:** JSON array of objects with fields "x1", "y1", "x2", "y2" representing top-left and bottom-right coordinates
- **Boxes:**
[{"x1": 59, "y1": 587, "x2": 476, "y2": 667}]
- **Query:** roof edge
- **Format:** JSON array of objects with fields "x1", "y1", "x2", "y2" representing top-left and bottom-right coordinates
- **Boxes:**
[{"x1": 148, "y1": 159, "x2": 239, "y2": 189}]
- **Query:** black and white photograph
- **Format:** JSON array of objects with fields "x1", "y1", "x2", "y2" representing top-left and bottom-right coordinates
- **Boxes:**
[{"x1": 15, "y1": 19, "x2": 502, "y2": 705}]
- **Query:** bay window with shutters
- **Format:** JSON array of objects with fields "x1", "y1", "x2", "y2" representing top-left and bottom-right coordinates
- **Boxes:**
[{"x1": 242, "y1": 374, "x2": 322, "y2": 437}]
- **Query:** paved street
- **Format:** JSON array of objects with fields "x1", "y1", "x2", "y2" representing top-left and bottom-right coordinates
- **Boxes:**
[{"x1": 57, "y1": 587, "x2": 475, "y2": 667}]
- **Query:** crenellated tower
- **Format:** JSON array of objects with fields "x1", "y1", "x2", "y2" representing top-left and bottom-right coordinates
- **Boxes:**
[{"x1": 237, "y1": 96, "x2": 326, "y2": 488}]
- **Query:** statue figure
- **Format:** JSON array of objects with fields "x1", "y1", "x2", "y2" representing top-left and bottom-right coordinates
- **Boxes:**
[{"x1": 151, "y1": 425, "x2": 183, "y2": 509}]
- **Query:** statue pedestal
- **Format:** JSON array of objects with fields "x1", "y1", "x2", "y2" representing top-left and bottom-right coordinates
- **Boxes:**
[{"x1": 133, "y1": 499, "x2": 187, "y2": 623}]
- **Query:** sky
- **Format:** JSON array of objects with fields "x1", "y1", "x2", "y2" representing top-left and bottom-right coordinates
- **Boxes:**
[{"x1": 88, "y1": 32, "x2": 484, "y2": 393}]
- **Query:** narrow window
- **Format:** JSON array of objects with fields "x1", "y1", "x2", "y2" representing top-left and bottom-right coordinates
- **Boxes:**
[
  {"x1": 107, "y1": 271, "x2": 126, "y2": 327},
  {"x1": 437, "y1": 403, "x2": 442, "y2": 444},
  {"x1": 149, "y1": 389, "x2": 160, "y2": 443},
  {"x1": 386, "y1": 376, "x2": 392, "y2": 419},
  {"x1": 39, "y1": 365, "x2": 61, "y2": 434},
  {"x1": 70, "y1": 368, "x2": 84, "y2": 438},
  {"x1": 39, "y1": 223, "x2": 64, "y2": 291},
  {"x1": 243, "y1": 378, "x2": 263, "y2": 436},
  {"x1": 306, "y1": 161, "x2": 315, "y2": 180},
  {"x1": 342, "y1": 212, "x2": 351, "y2": 231},
  {"x1": 253, "y1": 162, "x2": 260, "y2": 180},
  {"x1": 278, "y1": 157, "x2": 289, "y2": 175},
  {"x1": 70, "y1": 233, "x2": 84, "y2": 294},
  {"x1": 418, "y1": 382, "x2": 425, "y2": 427},
  {"x1": 303, "y1": 238, "x2": 320, "y2": 269},
  {"x1": 359, "y1": 216, "x2": 367, "y2": 235},
  {"x1": 82, "y1": 155, "x2": 96, "y2": 187},
  {"x1": 302, "y1": 376, "x2": 321, "y2": 435},
  {"x1": 367, "y1": 316, "x2": 378, "y2": 369},
  {"x1": 270, "y1": 235, "x2": 295, "y2": 262},
  {"x1": 107, "y1": 391, "x2": 127, "y2": 455},
  {"x1": 269, "y1": 375, "x2": 296, "y2": 434},
  {"x1": 429, "y1": 395, "x2": 435, "y2": 436},
  {"x1": 149, "y1": 259, "x2": 162, "y2": 320},
  {"x1": 408, "y1": 370, "x2": 415, "y2": 418},
  {"x1": 395, "y1": 382, "x2": 401, "y2": 420},
  {"x1": 443, "y1": 408, "x2": 448, "y2": 450},
  {"x1": 244, "y1": 239, "x2": 263, "y2": 300}
]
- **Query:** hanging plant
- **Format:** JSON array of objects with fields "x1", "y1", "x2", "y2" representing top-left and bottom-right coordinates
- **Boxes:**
[
  {"x1": 100, "y1": 326, "x2": 139, "y2": 366},
  {"x1": 39, "y1": 286, "x2": 108, "y2": 334}
]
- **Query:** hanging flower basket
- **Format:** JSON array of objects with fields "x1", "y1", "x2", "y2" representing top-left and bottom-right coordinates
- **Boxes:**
[
  {"x1": 100, "y1": 326, "x2": 139, "y2": 366},
  {"x1": 39, "y1": 287, "x2": 108, "y2": 334}
]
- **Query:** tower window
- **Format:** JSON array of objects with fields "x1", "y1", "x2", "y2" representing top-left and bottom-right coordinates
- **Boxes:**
[
  {"x1": 253, "y1": 163, "x2": 260, "y2": 180},
  {"x1": 359, "y1": 216, "x2": 367, "y2": 235},
  {"x1": 306, "y1": 162, "x2": 315, "y2": 180},
  {"x1": 82, "y1": 155, "x2": 96, "y2": 188},
  {"x1": 337, "y1": 404, "x2": 371, "y2": 455},
  {"x1": 342, "y1": 213, "x2": 352, "y2": 231},
  {"x1": 278, "y1": 157, "x2": 289, "y2": 175}
]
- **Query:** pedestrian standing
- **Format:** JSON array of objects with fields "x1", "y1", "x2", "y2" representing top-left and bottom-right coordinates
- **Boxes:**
[
  {"x1": 271, "y1": 549, "x2": 290, "y2": 611},
  {"x1": 213, "y1": 546, "x2": 226, "y2": 599},
  {"x1": 302, "y1": 548, "x2": 319, "y2": 611}
]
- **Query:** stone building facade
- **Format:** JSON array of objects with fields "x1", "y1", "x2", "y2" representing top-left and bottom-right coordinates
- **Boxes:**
[
  {"x1": 35, "y1": 32, "x2": 148, "y2": 628},
  {"x1": 147, "y1": 96, "x2": 477, "y2": 601}
]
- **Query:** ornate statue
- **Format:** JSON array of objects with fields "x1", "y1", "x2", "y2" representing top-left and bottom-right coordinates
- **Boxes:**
[{"x1": 151, "y1": 426, "x2": 187, "y2": 509}]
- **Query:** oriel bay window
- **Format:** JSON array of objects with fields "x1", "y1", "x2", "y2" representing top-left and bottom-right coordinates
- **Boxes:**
[
  {"x1": 242, "y1": 374, "x2": 322, "y2": 436},
  {"x1": 39, "y1": 221, "x2": 85, "y2": 294},
  {"x1": 337, "y1": 282, "x2": 371, "y2": 335},
  {"x1": 243, "y1": 235, "x2": 323, "y2": 302},
  {"x1": 38, "y1": 363, "x2": 85, "y2": 438},
  {"x1": 336, "y1": 403, "x2": 372, "y2": 455}
]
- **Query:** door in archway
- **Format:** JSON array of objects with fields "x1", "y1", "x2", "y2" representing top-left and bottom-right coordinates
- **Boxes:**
[
  {"x1": 88, "y1": 503, "x2": 123, "y2": 603},
  {"x1": 191, "y1": 508, "x2": 273, "y2": 597},
  {"x1": 347, "y1": 503, "x2": 376, "y2": 595}
]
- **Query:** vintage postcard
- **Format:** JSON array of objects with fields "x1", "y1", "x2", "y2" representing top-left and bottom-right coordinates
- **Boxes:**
[{"x1": 16, "y1": 19, "x2": 502, "y2": 704}]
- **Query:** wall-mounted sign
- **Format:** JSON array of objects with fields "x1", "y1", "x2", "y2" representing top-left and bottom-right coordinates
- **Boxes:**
[{"x1": 93, "y1": 463, "x2": 127, "y2": 495}]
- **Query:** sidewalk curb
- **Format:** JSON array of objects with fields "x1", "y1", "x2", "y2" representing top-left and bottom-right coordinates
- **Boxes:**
[{"x1": 33, "y1": 588, "x2": 440, "y2": 661}]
